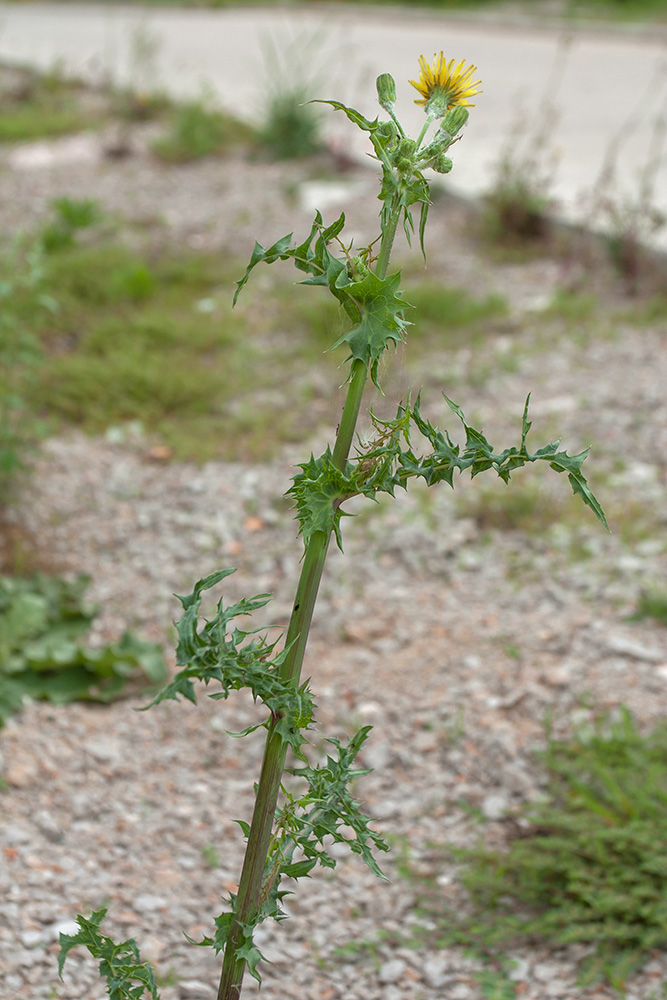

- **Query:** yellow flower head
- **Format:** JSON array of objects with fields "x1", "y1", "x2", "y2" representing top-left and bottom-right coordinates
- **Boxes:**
[{"x1": 410, "y1": 53, "x2": 482, "y2": 116}]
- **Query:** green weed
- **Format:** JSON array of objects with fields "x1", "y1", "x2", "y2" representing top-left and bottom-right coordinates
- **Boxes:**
[
  {"x1": 257, "y1": 91, "x2": 322, "y2": 160},
  {"x1": 0, "y1": 573, "x2": 166, "y2": 726},
  {"x1": 0, "y1": 63, "x2": 98, "y2": 142},
  {"x1": 542, "y1": 288, "x2": 598, "y2": 322},
  {"x1": 40, "y1": 197, "x2": 101, "y2": 253},
  {"x1": 21, "y1": 240, "x2": 347, "y2": 461},
  {"x1": 255, "y1": 31, "x2": 324, "y2": 160},
  {"x1": 407, "y1": 281, "x2": 508, "y2": 349},
  {"x1": 0, "y1": 241, "x2": 52, "y2": 503},
  {"x1": 630, "y1": 590, "x2": 667, "y2": 627},
  {"x1": 152, "y1": 95, "x2": 253, "y2": 162},
  {"x1": 455, "y1": 474, "x2": 578, "y2": 535},
  {"x1": 201, "y1": 844, "x2": 221, "y2": 868},
  {"x1": 55, "y1": 66, "x2": 609, "y2": 1000},
  {"x1": 443, "y1": 708, "x2": 667, "y2": 989}
]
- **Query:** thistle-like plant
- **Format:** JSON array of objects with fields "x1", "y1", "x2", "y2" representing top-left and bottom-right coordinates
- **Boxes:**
[{"x1": 59, "y1": 55, "x2": 607, "y2": 1000}]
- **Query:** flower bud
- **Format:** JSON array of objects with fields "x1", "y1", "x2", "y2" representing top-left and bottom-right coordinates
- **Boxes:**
[
  {"x1": 396, "y1": 138, "x2": 416, "y2": 159},
  {"x1": 396, "y1": 157, "x2": 413, "y2": 175},
  {"x1": 349, "y1": 255, "x2": 369, "y2": 280},
  {"x1": 440, "y1": 105, "x2": 469, "y2": 136},
  {"x1": 376, "y1": 73, "x2": 397, "y2": 111},
  {"x1": 433, "y1": 154, "x2": 453, "y2": 174}
]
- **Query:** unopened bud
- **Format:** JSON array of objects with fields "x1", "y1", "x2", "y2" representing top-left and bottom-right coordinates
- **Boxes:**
[
  {"x1": 440, "y1": 105, "x2": 469, "y2": 136},
  {"x1": 376, "y1": 73, "x2": 397, "y2": 110},
  {"x1": 433, "y1": 154, "x2": 453, "y2": 174},
  {"x1": 396, "y1": 157, "x2": 413, "y2": 175},
  {"x1": 350, "y1": 255, "x2": 369, "y2": 280},
  {"x1": 396, "y1": 138, "x2": 416, "y2": 158}
]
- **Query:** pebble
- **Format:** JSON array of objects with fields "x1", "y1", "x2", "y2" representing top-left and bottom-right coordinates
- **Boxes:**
[
  {"x1": 19, "y1": 929, "x2": 44, "y2": 948},
  {"x1": 378, "y1": 958, "x2": 406, "y2": 984},
  {"x1": 422, "y1": 954, "x2": 449, "y2": 987},
  {"x1": 179, "y1": 981, "x2": 215, "y2": 999},
  {"x1": 480, "y1": 793, "x2": 508, "y2": 820},
  {"x1": 34, "y1": 810, "x2": 63, "y2": 843},
  {"x1": 604, "y1": 635, "x2": 664, "y2": 663},
  {"x1": 134, "y1": 894, "x2": 168, "y2": 913}
]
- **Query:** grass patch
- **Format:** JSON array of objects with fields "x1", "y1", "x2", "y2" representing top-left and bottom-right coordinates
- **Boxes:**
[
  {"x1": 629, "y1": 589, "x2": 667, "y2": 627},
  {"x1": 542, "y1": 288, "x2": 598, "y2": 322},
  {"x1": 405, "y1": 710, "x2": 667, "y2": 990},
  {"x1": 404, "y1": 280, "x2": 509, "y2": 354},
  {"x1": 257, "y1": 91, "x2": 322, "y2": 160},
  {"x1": 14, "y1": 237, "x2": 350, "y2": 462},
  {"x1": 618, "y1": 292, "x2": 667, "y2": 326},
  {"x1": 152, "y1": 96, "x2": 254, "y2": 162},
  {"x1": 0, "y1": 64, "x2": 103, "y2": 142},
  {"x1": 438, "y1": 708, "x2": 667, "y2": 989}
]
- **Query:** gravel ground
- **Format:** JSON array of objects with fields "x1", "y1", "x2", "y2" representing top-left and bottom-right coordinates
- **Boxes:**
[{"x1": 1, "y1": 114, "x2": 667, "y2": 1000}]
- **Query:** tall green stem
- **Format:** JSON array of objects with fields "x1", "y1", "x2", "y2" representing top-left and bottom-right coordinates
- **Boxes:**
[{"x1": 216, "y1": 200, "x2": 401, "y2": 1000}]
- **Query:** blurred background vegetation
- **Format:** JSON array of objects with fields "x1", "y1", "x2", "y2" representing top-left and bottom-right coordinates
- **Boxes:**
[{"x1": 42, "y1": 0, "x2": 667, "y2": 21}]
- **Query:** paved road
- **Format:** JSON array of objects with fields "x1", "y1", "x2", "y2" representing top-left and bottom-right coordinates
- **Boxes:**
[{"x1": 1, "y1": 2, "x2": 666, "y2": 242}]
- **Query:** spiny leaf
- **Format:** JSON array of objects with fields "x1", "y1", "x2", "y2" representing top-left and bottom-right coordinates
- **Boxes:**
[
  {"x1": 283, "y1": 725, "x2": 390, "y2": 880},
  {"x1": 236, "y1": 925, "x2": 266, "y2": 983},
  {"x1": 58, "y1": 909, "x2": 160, "y2": 1000},
  {"x1": 402, "y1": 395, "x2": 609, "y2": 527},
  {"x1": 287, "y1": 449, "x2": 356, "y2": 549},
  {"x1": 233, "y1": 232, "x2": 294, "y2": 304},
  {"x1": 147, "y1": 571, "x2": 315, "y2": 756},
  {"x1": 330, "y1": 270, "x2": 411, "y2": 388},
  {"x1": 233, "y1": 210, "x2": 352, "y2": 310},
  {"x1": 313, "y1": 99, "x2": 380, "y2": 135}
]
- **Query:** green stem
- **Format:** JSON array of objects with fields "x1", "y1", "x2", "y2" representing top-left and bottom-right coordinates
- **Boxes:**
[
  {"x1": 415, "y1": 109, "x2": 437, "y2": 151},
  {"x1": 216, "y1": 200, "x2": 402, "y2": 1000},
  {"x1": 375, "y1": 203, "x2": 400, "y2": 283}
]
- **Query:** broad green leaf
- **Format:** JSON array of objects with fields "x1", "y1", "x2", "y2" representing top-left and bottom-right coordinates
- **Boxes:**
[{"x1": 0, "y1": 574, "x2": 167, "y2": 726}]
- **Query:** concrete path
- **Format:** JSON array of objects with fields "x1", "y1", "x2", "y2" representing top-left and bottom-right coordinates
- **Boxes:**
[{"x1": 1, "y1": 2, "x2": 666, "y2": 243}]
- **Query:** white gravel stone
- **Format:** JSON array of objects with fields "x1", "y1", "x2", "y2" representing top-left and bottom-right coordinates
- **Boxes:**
[
  {"x1": 134, "y1": 894, "x2": 168, "y2": 913},
  {"x1": 378, "y1": 958, "x2": 406, "y2": 984}
]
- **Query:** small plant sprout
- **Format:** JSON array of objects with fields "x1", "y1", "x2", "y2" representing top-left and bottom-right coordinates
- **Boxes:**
[{"x1": 59, "y1": 56, "x2": 607, "y2": 1000}]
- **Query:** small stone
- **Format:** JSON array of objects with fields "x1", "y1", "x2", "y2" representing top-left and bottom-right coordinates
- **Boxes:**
[
  {"x1": 542, "y1": 664, "x2": 573, "y2": 688},
  {"x1": 481, "y1": 793, "x2": 508, "y2": 820},
  {"x1": 533, "y1": 960, "x2": 563, "y2": 982},
  {"x1": 378, "y1": 958, "x2": 406, "y2": 984},
  {"x1": 134, "y1": 894, "x2": 167, "y2": 913},
  {"x1": 140, "y1": 933, "x2": 165, "y2": 966},
  {"x1": 84, "y1": 739, "x2": 121, "y2": 764},
  {"x1": 508, "y1": 956, "x2": 530, "y2": 981},
  {"x1": 5, "y1": 751, "x2": 38, "y2": 788},
  {"x1": 20, "y1": 928, "x2": 44, "y2": 948},
  {"x1": 546, "y1": 980, "x2": 571, "y2": 996},
  {"x1": 362, "y1": 741, "x2": 391, "y2": 771},
  {"x1": 423, "y1": 953, "x2": 449, "y2": 987},
  {"x1": 34, "y1": 810, "x2": 63, "y2": 843},
  {"x1": 450, "y1": 983, "x2": 473, "y2": 1000},
  {"x1": 604, "y1": 635, "x2": 664, "y2": 663},
  {"x1": 179, "y1": 980, "x2": 214, "y2": 999},
  {"x1": 2, "y1": 823, "x2": 32, "y2": 845}
]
